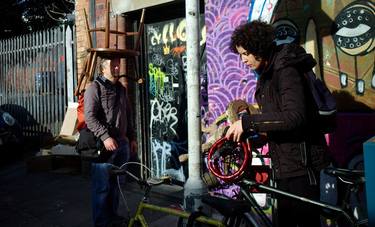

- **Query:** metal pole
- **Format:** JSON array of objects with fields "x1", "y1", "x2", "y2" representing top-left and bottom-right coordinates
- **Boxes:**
[
  {"x1": 184, "y1": 0, "x2": 207, "y2": 212},
  {"x1": 65, "y1": 26, "x2": 74, "y2": 103}
]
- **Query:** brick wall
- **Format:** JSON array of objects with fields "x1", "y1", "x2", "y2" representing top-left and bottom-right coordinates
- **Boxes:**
[{"x1": 75, "y1": 0, "x2": 90, "y2": 79}]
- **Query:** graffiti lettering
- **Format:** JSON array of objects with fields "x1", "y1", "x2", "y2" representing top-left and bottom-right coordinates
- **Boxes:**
[
  {"x1": 181, "y1": 55, "x2": 188, "y2": 74},
  {"x1": 151, "y1": 138, "x2": 171, "y2": 178},
  {"x1": 166, "y1": 59, "x2": 180, "y2": 78},
  {"x1": 159, "y1": 89, "x2": 175, "y2": 103},
  {"x1": 149, "y1": 19, "x2": 206, "y2": 46},
  {"x1": 151, "y1": 139, "x2": 185, "y2": 182},
  {"x1": 150, "y1": 27, "x2": 162, "y2": 46},
  {"x1": 163, "y1": 22, "x2": 177, "y2": 45},
  {"x1": 151, "y1": 53, "x2": 165, "y2": 66},
  {"x1": 150, "y1": 98, "x2": 178, "y2": 136},
  {"x1": 148, "y1": 63, "x2": 166, "y2": 97}
]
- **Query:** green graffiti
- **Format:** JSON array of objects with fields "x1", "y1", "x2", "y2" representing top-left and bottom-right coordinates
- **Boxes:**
[{"x1": 148, "y1": 63, "x2": 166, "y2": 97}]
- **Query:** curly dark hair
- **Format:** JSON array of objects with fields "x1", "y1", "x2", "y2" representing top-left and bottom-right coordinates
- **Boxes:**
[{"x1": 230, "y1": 20, "x2": 275, "y2": 60}]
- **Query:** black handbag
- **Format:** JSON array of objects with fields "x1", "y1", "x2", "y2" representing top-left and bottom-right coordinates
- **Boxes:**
[{"x1": 76, "y1": 127, "x2": 112, "y2": 163}]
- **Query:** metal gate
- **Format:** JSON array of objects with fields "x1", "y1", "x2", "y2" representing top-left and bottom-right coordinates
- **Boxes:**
[{"x1": 0, "y1": 25, "x2": 75, "y2": 138}]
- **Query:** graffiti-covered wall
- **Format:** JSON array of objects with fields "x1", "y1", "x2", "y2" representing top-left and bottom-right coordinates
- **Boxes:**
[
  {"x1": 204, "y1": 0, "x2": 256, "y2": 125},
  {"x1": 271, "y1": 0, "x2": 375, "y2": 111},
  {"x1": 146, "y1": 18, "x2": 206, "y2": 182},
  {"x1": 205, "y1": 0, "x2": 374, "y2": 125}
]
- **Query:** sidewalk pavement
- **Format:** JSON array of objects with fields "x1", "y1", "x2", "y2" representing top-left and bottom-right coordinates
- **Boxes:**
[{"x1": 0, "y1": 160, "x2": 185, "y2": 227}]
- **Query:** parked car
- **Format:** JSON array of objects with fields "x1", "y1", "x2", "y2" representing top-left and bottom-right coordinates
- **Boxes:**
[{"x1": 0, "y1": 107, "x2": 24, "y2": 160}]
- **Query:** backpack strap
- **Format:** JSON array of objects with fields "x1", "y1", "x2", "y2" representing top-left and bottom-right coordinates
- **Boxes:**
[
  {"x1": 92, "y1": 79, "x2": 103, "y2": 117},
  {"x1": 93, "y1": 80, "x2": 101, "y2": 99}
]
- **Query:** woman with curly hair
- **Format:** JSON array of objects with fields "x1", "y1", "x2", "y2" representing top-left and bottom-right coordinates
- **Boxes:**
[{"x1": 225, "y1": 20, "x2": 330, "y2": 227}]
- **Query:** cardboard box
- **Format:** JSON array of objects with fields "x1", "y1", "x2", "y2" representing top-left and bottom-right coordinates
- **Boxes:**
[{"x1": 59, "y1": 102, "x2": 78, "y2": 136}]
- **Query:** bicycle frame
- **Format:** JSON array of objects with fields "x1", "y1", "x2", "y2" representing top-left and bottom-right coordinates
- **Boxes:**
[
  {"x1": 240, "y1": 179, "x2": 357, "y2": 227},
  {"x1": 123, "y1": 169, "x2": 226, "y2": 227},
  {"x1": 239, "y1": 187, "x2": 273, "y2": 227},
  {"x1": 207, "y1": 136, "x2": 367, "y2": 227},
  {"x1": 128, "y1": 200, "x2": 226, "y2": 227}
]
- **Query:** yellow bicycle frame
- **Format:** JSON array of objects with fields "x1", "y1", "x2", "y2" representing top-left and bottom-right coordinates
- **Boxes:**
[{"x1": 128, "y1": 200, "x2": 226, "y2": 227}]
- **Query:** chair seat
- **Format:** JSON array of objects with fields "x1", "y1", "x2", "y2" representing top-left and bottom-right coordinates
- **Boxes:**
[{"x1": 87, "y1": 48, "x2": 140, "y2": 58}]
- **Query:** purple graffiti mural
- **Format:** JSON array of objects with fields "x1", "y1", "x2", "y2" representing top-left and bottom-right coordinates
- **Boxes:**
[{"x1": 205, "y1": 0, "x2": 256, "y2": 125}]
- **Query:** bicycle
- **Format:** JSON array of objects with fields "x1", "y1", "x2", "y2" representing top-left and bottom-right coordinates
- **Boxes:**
[
  {"x1": 204, "y1": 137, "x2": 368, "y2": 227},
  {"x1": 110, "y1": 162, "x2": 226, "y2": 227},
  {"x1": 322, "y1": 167, "x2": 367, "y2": 227}
]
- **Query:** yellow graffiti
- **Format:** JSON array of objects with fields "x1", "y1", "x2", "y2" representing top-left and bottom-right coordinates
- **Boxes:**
[{"x1": 163, "y1": 45, "x2": 171, "y2": 55}]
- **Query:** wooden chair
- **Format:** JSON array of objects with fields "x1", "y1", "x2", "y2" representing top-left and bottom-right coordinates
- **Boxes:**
[{"x1": 75, "y1": 0, "x2": 145, "y2": 96}]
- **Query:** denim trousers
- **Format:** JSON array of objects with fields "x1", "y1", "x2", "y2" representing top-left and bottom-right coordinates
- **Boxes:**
[{"x1": 91, "y1": 140, "x2": 129, "y2": 227}]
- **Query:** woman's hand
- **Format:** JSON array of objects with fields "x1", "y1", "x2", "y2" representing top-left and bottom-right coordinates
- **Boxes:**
[{"x1": 225, "y1": 120, "x2": 244, "y2": 142}]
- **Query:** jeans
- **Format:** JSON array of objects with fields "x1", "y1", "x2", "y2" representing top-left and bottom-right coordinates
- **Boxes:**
[{"x1": 91, "y1": 140, "x2": 129, "y2": 227}]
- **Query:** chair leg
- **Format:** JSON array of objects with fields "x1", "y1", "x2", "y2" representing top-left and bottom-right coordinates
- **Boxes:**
[
  {"x1": 104, "y1": 0, "x2": 110, "y2": 48},
  {"x1": 133, "y1": 56, "x2": 140, "y2": 79},
  {"x1": 75, "y1": 54, "x2": 91, "y2": 96},
  {"x1": 88, "y1": 52, "x2": 98, "y2": 82},
  {"x1": 83, "y1": 8, "x2": 93, "y2": 49},
  {"x1": 74, "y1": 50, "x2": 98, "y2": 96},
  {"x1": 126, "y1": 56, "x2": 140, "y2": 80}
]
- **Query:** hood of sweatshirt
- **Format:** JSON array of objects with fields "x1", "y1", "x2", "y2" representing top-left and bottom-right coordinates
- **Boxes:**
[{"x1": 261, "y1": 43, "x2": 317, "y2": 77}]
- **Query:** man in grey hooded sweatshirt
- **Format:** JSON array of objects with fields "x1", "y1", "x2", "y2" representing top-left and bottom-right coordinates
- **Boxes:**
[{"x1": 84, "y1": 57, "x2": 137, "y2": 227}]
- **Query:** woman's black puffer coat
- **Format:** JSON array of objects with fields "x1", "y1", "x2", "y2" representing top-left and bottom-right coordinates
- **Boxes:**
[{"x1": 242, "y1": 43, "x2": 330, "y2": 182}]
